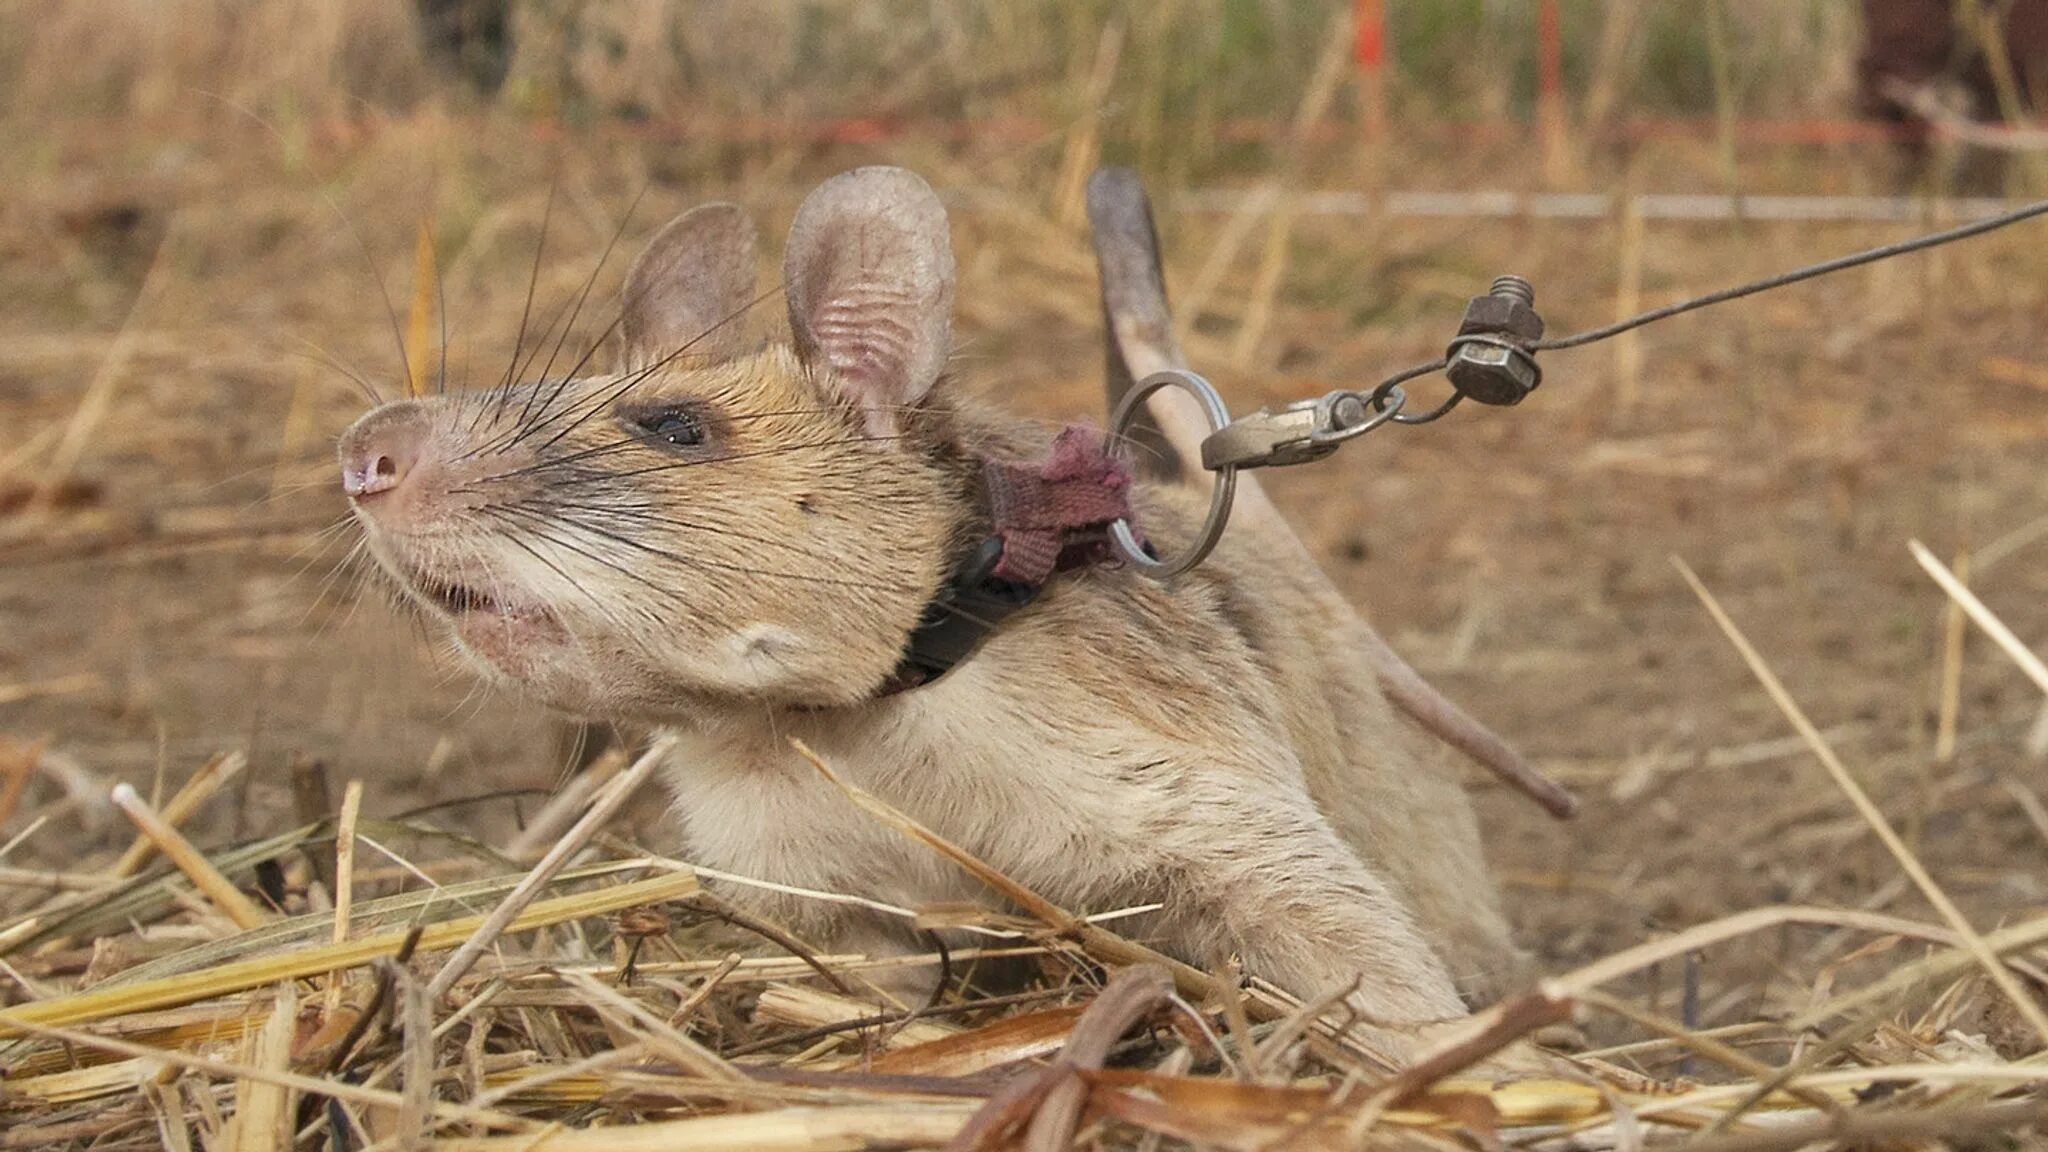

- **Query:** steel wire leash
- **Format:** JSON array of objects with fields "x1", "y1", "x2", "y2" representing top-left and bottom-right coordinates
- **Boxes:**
[{"x1": 1110, "y1": 195, "x2": 2048, "y2": 576}]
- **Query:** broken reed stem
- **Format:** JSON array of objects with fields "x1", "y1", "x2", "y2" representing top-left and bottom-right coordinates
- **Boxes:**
[
  {"x1": 426, "y1": 1104, "x2": 975, "y2": 1151},
  {"x1": 0, "y1": 865, "x2": 104, "y2": 890},
  {"x1": 329, "y1": 778, "x2": 363, "y2": 1013},
  {"x1": 787, "y1": 738, "x2": 1275, "y2": 1022},
  {"x1": 2005, "y1": 778, "x2": 2048, "y2": 848},
  {"x1": 2, "y1": 1014, "x2": 526, "y2": 1132},
  {"x1": 1676, "y1": 1099, "x2": 2048, "y2": 1152},
  {"x1": 107, "y1": 752, "x2": 246, "y2": 880},
  {"x1": 1572, "y1": 988, "x2": 1837, "y2": 1115},
  {"x1": 1022, "y1": 965, "x2": 1174, "y2": 1152},
  {"x1": 507, "y1": 753, "x2": 621, "y2": 862},
  {"x1": 108, "y1": 781, "x2": 269, "y2": 932},
  {"x1": 1788, "y1": 913, "x2": 2048, "y2": 1031},
  {"x1": 223, "y1": 983, "x2": 299, "y2": 1152},
  {"x1": 1673, "y1": 554, "x2": 2048, "y2": 1047},
  {"x1": 556, "y1": 968, "x2": 739, "y2": 1083},
  {"x1": 333, "y1": 778, "x2": 363, "y2": 948},
  {"x1": 1379, "y1": 984, "x2": 1571, "y2": 1106},
  {"x1": 0, "y1": 869, "x2": 700, "y2": 1038},
  {"x1": 1910, "y1": 538, "x2": 2048, "y2": 696},
  {"x1": 425, "y1": 735, "x2": 675, "y2": 1002}
]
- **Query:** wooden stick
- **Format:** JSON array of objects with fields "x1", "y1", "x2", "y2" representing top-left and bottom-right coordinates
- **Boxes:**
[
  {"x1": 1614, "y1": 185, "x2": 1646, "y2": 418},
  {"x1": 1536, "y1": 0, "x2": 1571, "y2": 185},
  {"x1": 1352, "y1": 0, "x2": 1388, "y2": 145},
  {"x1": 1934, "y1": 551, "x2": 1971, "y2": 764},
  {"x1": 109, "y1": 782, "x2": 268, "y2": 932}
]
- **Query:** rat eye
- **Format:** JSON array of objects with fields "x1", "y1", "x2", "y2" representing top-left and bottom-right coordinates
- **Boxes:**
[{"x1": 625, "y1": 406, "x2": 705, "y2": 450}]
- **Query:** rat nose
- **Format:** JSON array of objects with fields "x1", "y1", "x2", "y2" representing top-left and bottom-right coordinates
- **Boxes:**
[{"x1": 338, "y1": 401, "x2": 430, "y2": 501}]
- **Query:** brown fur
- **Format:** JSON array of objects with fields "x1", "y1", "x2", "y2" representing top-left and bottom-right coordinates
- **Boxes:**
[{"x1": 338, "y1": 167, "x2": 1523, "y2": 1051}]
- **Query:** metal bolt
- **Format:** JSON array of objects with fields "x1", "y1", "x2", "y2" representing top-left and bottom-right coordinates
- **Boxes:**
[
  {"x1": 1328, "y1": 393, "x2": 1370, "y2": 430},
  {"x1": 1445, "y1": 274, "x2": 1545, "y2": 406},
  {"x1": 1489, "y1": 275, "x2": 1534, "y2": 308}
]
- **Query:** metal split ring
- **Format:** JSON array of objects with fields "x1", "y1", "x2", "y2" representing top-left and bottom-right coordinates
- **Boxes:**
[{"x1": 1107, "y1": 369, "x2": 1237, "y2": 578}]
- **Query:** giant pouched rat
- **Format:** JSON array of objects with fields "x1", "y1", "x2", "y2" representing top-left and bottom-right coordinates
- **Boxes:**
[{"x1": 338, "y1": 166, "x2": 1526, "y2": 1045}]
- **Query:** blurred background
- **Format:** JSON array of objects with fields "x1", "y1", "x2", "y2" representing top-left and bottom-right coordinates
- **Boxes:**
[{"x1": 2, "y1": 1, "x2": 2045, "y2": 1022}]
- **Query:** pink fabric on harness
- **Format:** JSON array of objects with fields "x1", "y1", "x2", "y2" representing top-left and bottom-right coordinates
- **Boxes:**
[{"x1": 981, "y1": 425, "x2": 1139, "y2": 586}]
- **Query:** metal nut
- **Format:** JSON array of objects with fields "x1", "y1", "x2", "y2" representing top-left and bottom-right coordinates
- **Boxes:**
[
  {"x1": 1455, "y1": 293, "x2": 1544, "y2": 343},
  {"x1": 1445, "y1": 339, "x2": 1540, "y2": 405}
]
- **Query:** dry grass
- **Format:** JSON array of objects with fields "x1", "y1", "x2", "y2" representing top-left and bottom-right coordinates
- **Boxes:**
[{"x1": 2, "y1": 724, "x2": 2043, "y2": 1149}]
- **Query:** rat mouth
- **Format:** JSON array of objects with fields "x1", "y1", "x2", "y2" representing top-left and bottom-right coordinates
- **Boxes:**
[
  {"x1": 400, "y1": 566, "x2": 562, "y2": 637},
  {"x1": 417, "y1": 574, "x2": 504, "y2": 616}
]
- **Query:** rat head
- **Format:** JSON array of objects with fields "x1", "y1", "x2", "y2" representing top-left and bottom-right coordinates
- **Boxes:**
[{"x1": 337, "y1": 167, "x2": 974, "y2": 718}]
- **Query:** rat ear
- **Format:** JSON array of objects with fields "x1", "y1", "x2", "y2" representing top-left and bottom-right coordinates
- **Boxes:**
[
  {"x1": 621, "y1": 203, "x2": 758, "y2": 370},
  {"x1": 784, "y1": 167, "x2": 955, "y2": 436}
]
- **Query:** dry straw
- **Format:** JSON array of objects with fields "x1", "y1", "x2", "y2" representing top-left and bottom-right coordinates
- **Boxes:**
[{"x1": 1, "y1": 725, "x2": 2041, "y2": 1148}]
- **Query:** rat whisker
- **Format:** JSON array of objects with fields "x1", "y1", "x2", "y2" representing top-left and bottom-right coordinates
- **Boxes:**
[
  {"x1": 462, "y1": 290, "x2": 585, "y2": 453},
  {"x1": 301, "y1": 536, "x2": 372, "y2": 634},
  {"x1": 485, "y1": 176, "x2": 560, "y2": 431},
  {"x1": 519, "y1": 499, "x2": 882, "y2": 570},
  {"x1": 497, "y1": 504, "x2": 923, "y2": 595},
  {"x1": 513, "y1": 182, "x2": 651, "y2": 436},
  {"x1": 519, "y1": 282, "x2": 786, "y2": 453},
  {"x1": 465, "y1": 402, "x2": 906, "y2": 485},
  {"x1": 534, "y1": 433, "x2": 911, "y2": 491},
  {"x1": 479, "y1": 507, "x2": 686, "y2": 601},
  {"x1": 281, "y1": 335, "x2": 385, "y2": 408},
  {"x1": 490, "y1": 524, "x2": 680, "y2": 673}
]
